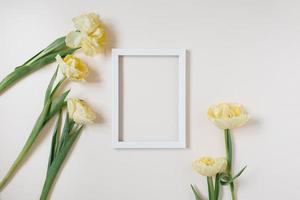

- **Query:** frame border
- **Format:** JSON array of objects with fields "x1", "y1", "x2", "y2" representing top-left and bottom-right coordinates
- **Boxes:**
[{"x1": 112, "y1": 49, "x2": 186, "y2": 149}]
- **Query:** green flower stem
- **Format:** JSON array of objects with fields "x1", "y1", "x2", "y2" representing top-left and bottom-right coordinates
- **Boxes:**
[
  {"x1": 0, "y1": 87, "x2": 69, "y2": 191},
  {"x1": 0, "y1": 67, "x2": 69, "y2": 191},
  {"x1": 191, "y1": 185, "x2": 203, "y2": 200},
  {"x1": 207, "y1": 177, "x2": 215, "y2": 200},
  {"x1": 229, "y1": 182, "x2": 236, "y2": 200},
  {"x1": 214, "y1": 174, "x2": 220, "y2": 200},
  {"x1": 23, "y1": 37, "x2": 66, "y2": 67},
  {"x1": 40, "y1": 127, "x2": 83, "y2": 200},
  {"x1": 0, "y1": 44, "x2": 77, "y2": 95},
  {"x1": 224, "y1": 129, "x2": 236, "y2": 200},
  {"x1": 0, "y1": 101, "x2": 51, "y2": 190}
]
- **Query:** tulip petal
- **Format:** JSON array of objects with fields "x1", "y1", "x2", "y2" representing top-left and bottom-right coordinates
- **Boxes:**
[{"x1": 65, "y1": 31, "x2": 83, "y2": 48}]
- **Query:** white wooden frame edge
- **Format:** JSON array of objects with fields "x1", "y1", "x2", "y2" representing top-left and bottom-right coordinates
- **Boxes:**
[{"x1": 112, "y1": 48, "x2": 186, "y2": 149}]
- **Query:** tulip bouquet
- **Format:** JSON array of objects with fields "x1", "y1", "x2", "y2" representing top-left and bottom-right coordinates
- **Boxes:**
[
  {"x1": 0, "y1": 55, "x2": 96, "y2": 198},
  {"x1": 40, "y1": 98, "x2": 95, "y2": 200},
  {"x1": 0, "y1": 67, "x2": 70, "y2": 190},
  {"x1": 0, "y1": 53, "x2": 95, "y2": 192},
  {"x1": 0, "y1": 12, "x2": 103, "y2": 199},
  {"x1": 0, "y1": 12, "x2": 106, "y2": 94},
  {"x1": 191, "y1": 103, "x2": 249, "y2": 200}
]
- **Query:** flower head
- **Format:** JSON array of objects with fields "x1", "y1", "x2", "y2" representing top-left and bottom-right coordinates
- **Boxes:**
[
  {"x1": 65, "y1": 12, "x2": 106, "y2": 56},
  {"x1": 207, "y1": 103, "x2": 249, "y2": 130},
  {"x1": 73, "y1": 13, "x2": 101, "y2": 34},
  {"x1": 192, "y1": 156, "x2": 227, "y2": 177},
  {"x1": 67, "y1": 98, "x2": 96, "y2": 124},
  {"x1": 55, "y1": 54, "x2": 89, "y2": 81}
]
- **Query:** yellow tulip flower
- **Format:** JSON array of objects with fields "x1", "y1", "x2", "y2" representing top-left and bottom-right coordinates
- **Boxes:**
[
  {"x1": 192, "y1": 156, "x2": 227, "y2": 177},
  {"x1": 67, "y1": 98, "x2": 96, "y2": 124},
  {"x1": 207, "y1": 103, "x2": 249, "y2": 129},
  {"x1": 65, "y1": 12, "x2": 106, "y2": 56},
  {"x1": 55, "y1": 54, "x2": 89, "y2": 81}
]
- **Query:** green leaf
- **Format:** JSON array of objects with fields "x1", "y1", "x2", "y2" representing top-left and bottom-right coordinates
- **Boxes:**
[
  {"x1": 0, "y1": 46, "x2": 77, "y2": 95},
  {"x1": 232, "y1": 165, "x2": 247, "y2": 180},
  {"x1": 50, "y1": 77, "x2": 66, "y2": 98},
  {"x1": 22, "y1": 37, "x2": 67, "y2": 67},
  {"x1": 22, "y1": 47, "x2": 77, "y2": 73},
  {"x1": 44, "y1": 67, "x2": 58, "y2": 104},
  {"x1": 40, "y1": 126, "x2": 84, "y2": 200},
  {"x1": 221, "y1": 166, "x2": 247, "y2": 185},
  {"x1": 58, "y1": 113, "x2": 75, "y2": 151},
  {"x1": 46, "y1": 90, "x2": 70, "y2": 121},
  {"x1": 20, "y1": 49, "x2": 45, "y2": 68},
  {"x1": 47, "y1": 110, "x2": 62, "y2": 168},
  {"x1": 0, "y1": 67, "x2": 69, "y2": 190},
  {"x1": 190, "y1": 185, "x2": 204, "y2": 200},
  {"x1": 220, "y1": 173, "x2": 230, "y2": 185},
  {"x1": 43, "y1": 37, "x2": 67, "y2": 54}
]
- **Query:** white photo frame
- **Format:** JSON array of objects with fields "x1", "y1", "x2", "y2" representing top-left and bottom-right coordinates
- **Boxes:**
[{"x1": 112, "y1": 49, "x2": 186, "y2": 149}]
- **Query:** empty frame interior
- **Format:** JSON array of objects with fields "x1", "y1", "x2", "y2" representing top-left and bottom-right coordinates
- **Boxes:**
[
  {"x1": 112, "y1": 49, "x2": 186, "y2": 148},
  {"x1": 120, "y1": 56, "x2": 179, "y2": 142}
]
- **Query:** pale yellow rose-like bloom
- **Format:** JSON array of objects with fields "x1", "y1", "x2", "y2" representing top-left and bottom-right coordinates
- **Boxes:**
[
  {"x1": 65, "y1": 12, "x2": 106, "y2": 56},
  {"x1": 192, "y1": 156, "x2": 227, "y2": 177},
  {"x1": 55, "y1": 54, "x2": 89, "y2": 81},
  {"x1": 67, "y1": 98, "x2": 96, "y2": 124},
  {"x1": 207, "y1": 103, "x2": 249, "y2": 130},
  {"x1": 73, "y1": 13, "x2": 101, "y2": 34},
  {"x1": 80, "y1": 27, "x2": 106, "y2": 56}
]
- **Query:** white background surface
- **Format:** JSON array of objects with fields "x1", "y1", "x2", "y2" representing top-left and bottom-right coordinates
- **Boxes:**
[{"x1": 0, "y1": 0, "x2": 300, "y2": 199}]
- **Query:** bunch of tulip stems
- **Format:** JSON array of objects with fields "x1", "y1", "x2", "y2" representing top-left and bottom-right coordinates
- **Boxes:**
[
  {"x1": 40, "y1": 109, "x2": 83, "y2": 200},
  {"x1": 0, "y1": 12, "x2": 102, "y2": 196},
  {"x1": 40, "y1": 81, "x2": 96, "y2": 199},
  {"x1": 1, "y1": 63, "x2": 96, "y2": 198},
  {"x1": 0, "y1": 37, "x2": 76, "y2": 94},
  {"x1": 0, "y1": 68, "x2": 69, "y2": 189},
  {"x1": 191, "y1": 103, "x2": 248, "y2": 200},
  {"x1": 0, "y1": 12, "x2": 106, "y2": 95}
]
